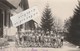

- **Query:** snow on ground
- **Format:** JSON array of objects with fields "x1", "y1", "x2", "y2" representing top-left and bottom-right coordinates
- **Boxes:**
[{"x1": 0, "y1": 42, "x2": 80, "y2": 51}]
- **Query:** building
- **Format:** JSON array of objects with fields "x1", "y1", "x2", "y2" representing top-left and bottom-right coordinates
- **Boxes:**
[
  {"x1": 17, "y1": 0, "x2": 36, "y2": 32},
  {"x1": 0, "y1": 0, "x2": 16, "y2": 37},
  {"x1": 0, "y1": 0, "x2": 39, "y2": 45}
]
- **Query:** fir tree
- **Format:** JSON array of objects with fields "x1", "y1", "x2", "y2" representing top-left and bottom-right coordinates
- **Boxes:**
[
  {"x1": 65, "y1": 1, "x2": 80, "y2": 46},
  {"x1": 41, "y1": 5, "x2": 53, "y2": 34}
]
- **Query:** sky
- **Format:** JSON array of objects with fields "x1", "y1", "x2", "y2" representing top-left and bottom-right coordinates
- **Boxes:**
[{"x1": 28, "y1": 0, "x2": 78, "y2": 25}]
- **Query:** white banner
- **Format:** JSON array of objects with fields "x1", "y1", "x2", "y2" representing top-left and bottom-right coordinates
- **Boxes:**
[{"x1": 10, "y1": 6, "x2": 40, "y2": 27}]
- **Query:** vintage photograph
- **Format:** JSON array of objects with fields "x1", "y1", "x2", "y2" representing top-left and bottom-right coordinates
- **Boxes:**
[{"x1": 0, "y1": 0, "x2": 80, "y2": 51}]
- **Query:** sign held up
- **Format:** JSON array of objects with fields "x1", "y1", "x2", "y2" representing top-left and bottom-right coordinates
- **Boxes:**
[{"x1": 10, "y1": 6, "x2": 39, "y2": 27}]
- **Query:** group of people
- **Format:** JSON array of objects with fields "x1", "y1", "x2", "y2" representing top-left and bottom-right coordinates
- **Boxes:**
[{"x1": 16, "y1": 32, "x2": 64, "y2": 47}]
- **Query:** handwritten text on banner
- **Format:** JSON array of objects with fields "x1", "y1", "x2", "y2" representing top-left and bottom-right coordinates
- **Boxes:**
[{"x1": 10, "y1": 6, "x2": 39, "y2": 27}]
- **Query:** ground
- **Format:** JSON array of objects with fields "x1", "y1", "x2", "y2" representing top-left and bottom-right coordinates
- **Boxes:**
[{"x1": 0, "y1": 42, "x2": 80, "y2": 51}]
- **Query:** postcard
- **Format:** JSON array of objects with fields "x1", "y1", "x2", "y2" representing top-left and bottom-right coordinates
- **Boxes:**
[{"x1": 0, "y1": 0, "x2": 80, "y2": 51}]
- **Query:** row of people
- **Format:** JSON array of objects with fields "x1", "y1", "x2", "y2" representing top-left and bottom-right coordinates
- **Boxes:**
[{"x1": 16, "y1": 34, "x2": 63, "y2": 47}]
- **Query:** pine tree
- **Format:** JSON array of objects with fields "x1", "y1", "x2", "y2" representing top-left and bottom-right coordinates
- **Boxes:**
[
  {"x1": 65, "y1": 1, "x2": 80, "y2": 46},
  {"x1": 41, "y1": 5, "x2": 53, "y2": 34}
]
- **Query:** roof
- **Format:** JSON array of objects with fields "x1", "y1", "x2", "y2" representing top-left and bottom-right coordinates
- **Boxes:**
[
  {"x1": 0, "y1": 0, "x2": 17, "y2": 9},
  {"x1": 6, "y1": 0, "x2": 21, "y2": 8}
]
